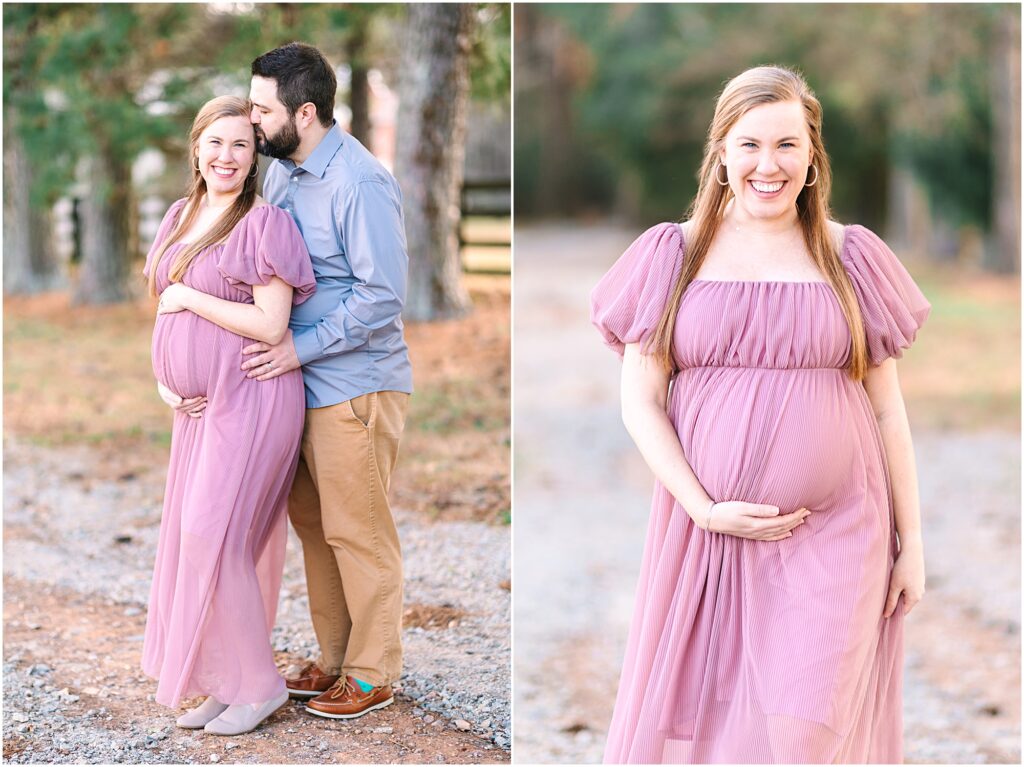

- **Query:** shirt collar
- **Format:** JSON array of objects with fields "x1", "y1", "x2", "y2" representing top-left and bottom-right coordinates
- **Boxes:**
[{"x1": 286, "y1": 121, "x2": 344, "y2": 179}]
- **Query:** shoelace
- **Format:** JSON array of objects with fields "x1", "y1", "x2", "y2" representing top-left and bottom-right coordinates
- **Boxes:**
[{"x1": 328, "y1": 676, "x2": 355, "y2": 700}]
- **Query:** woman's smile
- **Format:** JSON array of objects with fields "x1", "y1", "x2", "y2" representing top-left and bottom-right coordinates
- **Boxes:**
[{"x1": 749, "y1": 179, "x2": 786, "y2": 198}]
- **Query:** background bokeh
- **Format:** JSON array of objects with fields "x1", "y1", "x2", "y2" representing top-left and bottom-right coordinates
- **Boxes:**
[
  {"x1": 516, "y1": 2, "x2": 1019, "y2": 272},
  {"x1": 513, "y1": 3, "x2": 1021, "y2": 763}
]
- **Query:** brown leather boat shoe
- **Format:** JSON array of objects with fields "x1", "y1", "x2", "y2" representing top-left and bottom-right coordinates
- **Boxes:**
[
  {"x1": 285, "y1": 662, "x2": 341, "y2": 699},
  {"x1": 304, "y1": 676, "x2": 394, "y2": 719}
]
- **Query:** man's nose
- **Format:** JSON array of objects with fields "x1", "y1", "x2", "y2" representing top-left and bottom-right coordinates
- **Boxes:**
[{"x1": 250, "y1": 107, "x2": 261, "y2": 125}]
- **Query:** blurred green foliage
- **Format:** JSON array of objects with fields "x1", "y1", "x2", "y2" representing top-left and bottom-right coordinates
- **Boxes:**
[
  {"x1": 515, "y1": 3, "x2": 1016, "y2": 233},
  {"x1": 3, "y1": 2, "x2": 510, "y2": 208}
]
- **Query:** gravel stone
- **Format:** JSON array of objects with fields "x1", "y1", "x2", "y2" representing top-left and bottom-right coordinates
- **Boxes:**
[{"x1": 4, "y1": 438, "x2": 511, "y2": 757}]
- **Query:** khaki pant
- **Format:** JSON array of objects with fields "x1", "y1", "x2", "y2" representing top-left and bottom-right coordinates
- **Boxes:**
[{"x1": 288, "y1": 390, "x2": 409, "y2": 687}]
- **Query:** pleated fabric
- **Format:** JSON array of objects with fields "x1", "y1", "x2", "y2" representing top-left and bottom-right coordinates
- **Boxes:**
[
  {"x1": 142, "y1": 199, "x2": 316, "y2": 707},
  {"x1": 591, "y1": 222, "x2": 930, "y2": 764}
]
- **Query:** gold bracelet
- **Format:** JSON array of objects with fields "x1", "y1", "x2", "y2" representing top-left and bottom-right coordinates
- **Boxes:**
[{"x1": 706, "y1": 499, "x2": 716, "y2": 531}]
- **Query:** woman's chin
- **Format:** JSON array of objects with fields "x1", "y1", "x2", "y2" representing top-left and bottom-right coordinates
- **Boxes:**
[
  {"x1": 736, "y1": 196, "x2": 798, "y2": 222},
  {"x1": 206, "y1": 180, "x2": 244, "y2": 197}
]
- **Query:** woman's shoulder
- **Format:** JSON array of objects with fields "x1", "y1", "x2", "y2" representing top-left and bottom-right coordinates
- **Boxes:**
[
  {"x1": 239, "y1": 199, "x2": 295, "y2": 230},
  {"x1": 832, "y1": 220, "x2": 899, "y2": 265},
  {"x1": 165, "y1": 197, "x2": 189, "y2": 220},
  {"x1": 826, "y1": 219, "x2": 846, "y2": 252},
  {"x1": 227, "y1": 200, "x2": 308, "y2": 261},
  {"x1": 622, "y1": 221, "x2": 686, "y2": 268},
  {"x1": 637, "y1": 220, "x2": 686, "y2": 250},
  {"x1": 829, "y1": 219, "x2": 888, "y2": 262},
  {"x1": 243, "y1": 197, "x2": 275, "y2": 219}
]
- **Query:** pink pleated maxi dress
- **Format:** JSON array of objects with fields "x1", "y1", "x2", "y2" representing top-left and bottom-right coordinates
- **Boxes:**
[
  {"x1": 591, "y1": 223, "x2": 930, "y2": 763},
  {"x1": 142, "y1": 199, "x2": 316, "y2": 708}
]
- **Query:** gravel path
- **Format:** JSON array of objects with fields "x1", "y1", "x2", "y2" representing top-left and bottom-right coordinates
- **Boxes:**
[
  {"x1": 513, "y1": 222, "x2": 1021, "y2": 764},
  {"x1": 3, "y1": 438, "x2": 510, "y2": 763}
]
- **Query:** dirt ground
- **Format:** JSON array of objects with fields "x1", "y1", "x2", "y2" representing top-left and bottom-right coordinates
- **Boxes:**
[
  {"x1": 3, "y1": 278, "x2": 511, "y2": 764},
  {"x1": 2, "y1": 580, "x2": 504, "y2": 765},
  {"x1": 513, "y1": 222, "x2": 1021, "y2": 764}
]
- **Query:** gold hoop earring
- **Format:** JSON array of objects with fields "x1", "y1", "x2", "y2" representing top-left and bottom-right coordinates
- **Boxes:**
[
  {"x1": 805, "y1": 165, "x2": 819, "y2": 187},
  {"x1": 716, "y1": 163, "x2": 729, "y2": 186},
  {"x1": 248, "y1": 163, "x2": 259, "y2": 178}
]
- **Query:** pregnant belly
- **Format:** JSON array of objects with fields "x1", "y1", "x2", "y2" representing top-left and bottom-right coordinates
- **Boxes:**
[
  {"x1": 151, "y1": 313, "x2": 239, "y2": 399},
  {"x1": 676, "y1": 367, "x2": 857, "y2": 513}
]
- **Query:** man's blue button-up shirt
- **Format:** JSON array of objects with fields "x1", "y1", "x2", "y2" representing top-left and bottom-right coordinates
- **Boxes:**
[{"x1": 263, "y1": 123, "x2": 413, "y2": 409}]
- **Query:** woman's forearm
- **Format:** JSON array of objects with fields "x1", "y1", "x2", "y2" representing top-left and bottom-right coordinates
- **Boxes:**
[
  {"x1": 863, "y1": 358, "x2": 924, "y2": 550},
  {"x1": 622, "y1": 396, "x2": 713, "y2": 524},
  {"x1": 182, "y1": 286, "x2": 290, "y2": 345},
  {"x1": 876, "y1": 401, "x2": 923, "y2": 548}
]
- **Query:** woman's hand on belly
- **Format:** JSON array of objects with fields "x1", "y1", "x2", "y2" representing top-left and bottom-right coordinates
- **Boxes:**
[
  {"x1": 157, "y1": 283, "x2": 193, "y2": 315},
  {"x1": 156, "y1": 381, "x2": 207, "y2": 419},
  {"x1": 709, "y1": 501, "x2": 811, "y2": 541}
]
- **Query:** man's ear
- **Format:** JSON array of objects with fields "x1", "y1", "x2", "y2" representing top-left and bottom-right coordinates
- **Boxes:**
[{"x1": 297, "y1": 103, "x2": 318, "y2": 129}]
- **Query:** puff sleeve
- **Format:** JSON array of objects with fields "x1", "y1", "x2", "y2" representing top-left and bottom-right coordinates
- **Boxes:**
[
  {"x1": 590, "y1": 222, "x2": 685, "y2": 358},
  {"x1": 217, "y1": 205, "x2": 316, "y2": 306},
  {"x1": 841, "y1": 224, "x2": 931, "y2": 365},
  {"x1": 143, "y1": 198, "x2": 187, "y2": 279}
]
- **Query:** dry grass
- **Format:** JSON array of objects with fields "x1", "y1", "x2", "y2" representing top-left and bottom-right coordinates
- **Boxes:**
[
  {"x1": 402, "y1": 602, "x2": 470, "y2": 630},
  {"x1": 897, "y1": 263, "x2": 1019, "y2": 432},
  {"x1": 3, "y1": 274, "x2": 511, "y2": 524}
]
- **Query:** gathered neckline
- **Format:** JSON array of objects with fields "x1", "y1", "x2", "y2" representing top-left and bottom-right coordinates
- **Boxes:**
[{"x1": 689, "y1": 278, "x2": 831, "y2": 286}]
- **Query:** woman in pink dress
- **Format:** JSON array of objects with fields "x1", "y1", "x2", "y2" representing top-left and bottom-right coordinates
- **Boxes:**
[
  {"x1": 141, "y1": 96, "x2": 315, "y2": 736},
  {"x1": 591, "y1": 66, "x2": 929, "y2": 763}
]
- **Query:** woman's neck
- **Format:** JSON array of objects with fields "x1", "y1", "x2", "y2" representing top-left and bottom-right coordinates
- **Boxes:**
[{"x1": 204, "y1": 189, "x2": 240, "y2": 210}]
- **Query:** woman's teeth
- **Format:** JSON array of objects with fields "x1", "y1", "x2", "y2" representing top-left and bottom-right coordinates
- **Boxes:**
[
  {"x1": 751, "y1": 180, "x2": 784, "y2": 193},
  {"x1": 213, "y1": 167, "x2": 236, "y2": 177}
]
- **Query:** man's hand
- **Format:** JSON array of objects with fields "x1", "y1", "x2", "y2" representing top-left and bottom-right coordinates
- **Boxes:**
[{"x1": 241, "y1": 329, "x2": 301, "y2": 381}]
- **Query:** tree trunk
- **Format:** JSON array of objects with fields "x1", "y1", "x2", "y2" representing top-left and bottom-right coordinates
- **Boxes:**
[
  {"x1": 348, "y1": 19, "x2": 371, "y2": 148},
  {"x1": 989, "y1": 5, "x2": 1021, "y2": 273},
  {"x1": 515, "y1": 5, "x2": 576, "y2": 217},
  {"x1": 886, "y1": 166, "x2": 934, "y2": 261},
  {"x1": 3, "y1": 121, "x2": 59, "y2": 294},
  {"x1": 395, "y1": 3, "x2": 475, "y2": 321},
  {"x1": 73, "y1": 149, "x2": 132, "y2": 304}
]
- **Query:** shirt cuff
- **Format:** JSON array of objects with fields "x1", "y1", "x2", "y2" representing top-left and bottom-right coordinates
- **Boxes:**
[{"x1": 292, "y1": 327, "x2": 321, "y2": 366}]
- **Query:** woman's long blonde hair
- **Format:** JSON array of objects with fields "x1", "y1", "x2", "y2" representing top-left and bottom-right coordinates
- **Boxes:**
[
  {"x1": 147, "y1": 96, "x2": 258, "y2": 297},
  {"x1": 648, "y1": 66, "x2": 868, "y2": 380}
]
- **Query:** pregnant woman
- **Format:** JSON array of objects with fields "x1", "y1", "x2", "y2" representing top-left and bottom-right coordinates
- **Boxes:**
[
  {"x1": 142, "y1": 96, "x2": 315, "y2": 736},
  {"x1": 591, "y1": 67, "x2": 929, "y2": 763}
]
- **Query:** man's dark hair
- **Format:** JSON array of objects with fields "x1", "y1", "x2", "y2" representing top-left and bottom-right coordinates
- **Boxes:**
[{"x1": 251, "y1": 42, "x2": 337, "y2": 128}]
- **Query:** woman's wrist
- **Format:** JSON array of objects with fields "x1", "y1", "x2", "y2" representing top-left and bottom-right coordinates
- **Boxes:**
[
  {"x1": 897, "y1": 529, "x2": 923, "y2": 551},
  {"x1": 680, "y1": 493, "x2": 716, "y2": 530}
]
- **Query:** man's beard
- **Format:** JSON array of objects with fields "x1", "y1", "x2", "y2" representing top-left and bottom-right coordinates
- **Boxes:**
[{"x1": 255, "y1": 117, "x2": 300, "y2": 160}]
